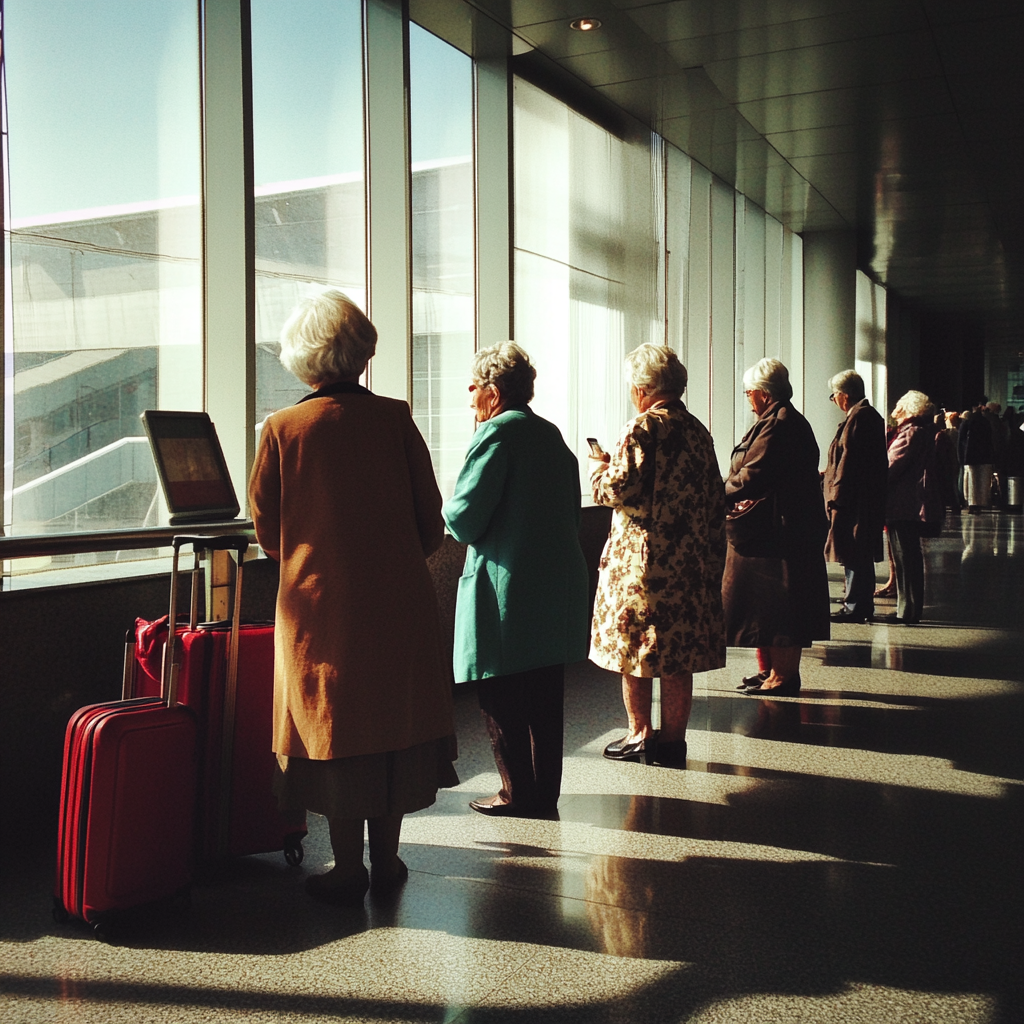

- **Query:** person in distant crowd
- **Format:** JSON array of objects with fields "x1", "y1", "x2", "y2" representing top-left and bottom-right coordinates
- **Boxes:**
[
  {"x1": 723, "y1": 358, "x2": 830, "y2": 696},
  {"x1": 880, "y1": 390, "x2": 941, "y2": 624},
  {"x1": 822, "y1": 370, "x2": 888, "y2": 624},
  {"x1": 958, "y1": 404, "x2": 995, "y2": 512},
  {"x1": 589, "y1": 344, "x2": 726, "y2": 769},
  {"x1": 944, "y1": 410, "x2": 965, "y2": 509},
  {"x1": 984, "y1": 402, "x2": 1009, "y2": 505},
  {"x1": 1005, "y1": 406, "x2": 1024, "y2": 511},
  {"x1": 933, "y1": 412, "x2": 960, "y2": 513},
  {"x1": 249, "y1": 288, "x2": 458, "y2": 908},
  {"x1": 444, "y1": 342, "x2": 590, "y2": 819}
]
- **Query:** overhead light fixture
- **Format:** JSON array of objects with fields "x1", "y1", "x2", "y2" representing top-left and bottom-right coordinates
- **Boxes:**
[{"x1": 569, "y1": 17, "x2": 601, "y2": 31}]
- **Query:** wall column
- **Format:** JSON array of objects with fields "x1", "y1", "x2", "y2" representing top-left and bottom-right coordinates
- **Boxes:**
[{"x1": 802, "y1": 229, "x2": 856, "y2": 466}]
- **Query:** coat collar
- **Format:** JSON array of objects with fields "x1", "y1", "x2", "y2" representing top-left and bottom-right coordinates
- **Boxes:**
[{"x1": 297, "y1": 380, "x2": 372, "y2": 403}]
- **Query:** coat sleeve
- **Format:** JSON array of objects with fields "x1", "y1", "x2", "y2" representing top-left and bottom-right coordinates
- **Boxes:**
[
  {"x1": 442, "y1": 426, "x2": 508, "y2": 544},
  {"x1": 591, "y1": 417, "x2": 651, "y2": 514},
  {"x1": 248, "y1": 423, "x2": 282, "y2": 561},
  {"x1": 402, "y1": 405, "x2": 445, "y2": 557},
  {"x1": 724, "y1": 414, "x2": 785, "y2": 503},
  {"x1": 888, "y1": 424, "x2": 920, "y2": 483},
  {"x1": 706, "y1": 448, "x2": 727, "y2": 581}
]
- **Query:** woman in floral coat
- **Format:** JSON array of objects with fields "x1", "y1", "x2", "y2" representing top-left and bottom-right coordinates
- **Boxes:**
[{"x1": 589, "y1": 344, "x2": 726, "y2": 769}]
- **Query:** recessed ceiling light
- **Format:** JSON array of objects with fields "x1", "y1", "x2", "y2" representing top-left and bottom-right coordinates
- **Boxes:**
[{"x1": 569, "y1": 17, "x2": 602, "y2": 31}]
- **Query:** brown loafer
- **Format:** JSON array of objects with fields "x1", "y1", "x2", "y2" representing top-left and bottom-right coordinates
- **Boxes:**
[{"x1": 469, "y1": 794, "x2": 523, "y2": 817}]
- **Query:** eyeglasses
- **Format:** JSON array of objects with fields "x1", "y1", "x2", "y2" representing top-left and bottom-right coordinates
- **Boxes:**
[
  {"x1": 743, "y1": 389, "x2": 756, "y2": 397},
  {"x1": 829, "y1": 392, "x2": 839, "y2": 403}
]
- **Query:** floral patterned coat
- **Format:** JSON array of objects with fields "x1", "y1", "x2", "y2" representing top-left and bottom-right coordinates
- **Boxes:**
[{"x1": 589, "y1": 401, "x2": 727, "y2": 677}]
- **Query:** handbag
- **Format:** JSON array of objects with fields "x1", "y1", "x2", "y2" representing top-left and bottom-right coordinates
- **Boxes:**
[{"x1": 726, "y1": 494, "x2": 778, "y2": 547}]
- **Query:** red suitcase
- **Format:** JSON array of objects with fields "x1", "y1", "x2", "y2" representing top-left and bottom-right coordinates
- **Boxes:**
[
  {"x1": 126, "y1": 535, "x2": 306, "y2": 866},
  {"x1": 54, "y1": 598, "x2": 198, "y2": 939}
]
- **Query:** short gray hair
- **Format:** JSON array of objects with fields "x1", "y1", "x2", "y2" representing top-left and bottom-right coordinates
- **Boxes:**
[
  {"x1": 892, "y1": 389, "x2": 933, "y2": 422},
  {"x1": 828, "y1": 369, "x2": 865, "y2": 403},
  {"x1": 279, "y1": 289, "x2": 378, "y2": 386},
  {"x1": 471, "y1": 342, "x2": 536, "y2": 406},
  {"x1": 625, "y1": 344, "x2": 688, "y2": 397},
  {"x1": 743, "y1": 357, "x2": 793, "y2": 401}
]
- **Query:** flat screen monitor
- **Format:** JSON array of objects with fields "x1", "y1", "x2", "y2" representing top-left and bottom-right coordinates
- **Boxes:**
[{"x1": 141, "y1": 411, "x2": 240, "y2": 523}]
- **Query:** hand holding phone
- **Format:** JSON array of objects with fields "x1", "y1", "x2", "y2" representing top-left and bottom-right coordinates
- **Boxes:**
[{"x1": 587, "y1": 437, "x2": 609, "y2": 462}]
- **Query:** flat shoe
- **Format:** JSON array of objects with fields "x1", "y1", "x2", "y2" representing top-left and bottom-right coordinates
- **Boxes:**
[
  {"x1": 469, "y1": 794, "x2": 523, "y2": 816},
  {"x1": 603, "y1": 732, "x2": 658, "y2": 765},
  {"x1": 305, "y1": 865, "x2": 369, "y2": 907},
  {"x1": 831, "y1": 609, "x2": 869, "y2": 624},
  {"x1": 370, "y1": 857, "x2": 409, "y2": 899},
  {"x1": 654, "y1": 739, "x2": 687, "y2": 769},
  {"x1": 737, "y1": 671, "x2": 768, "y2": 691},
  {"x1": 746, "y1": 675, "x2": 801, "y2": 697},
  {"x1": 874, "y1": 584, "x2": 896, "y2": 598}
]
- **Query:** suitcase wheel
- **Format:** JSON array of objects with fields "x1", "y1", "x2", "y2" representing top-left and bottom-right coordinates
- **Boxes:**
[
  {"x1": 51, "y1": 897, "x2": 69, "y2": 926},
  {"x1": 284, "y1": 835, "x2": 304, "y2": 866},
  {"x1": 92, "y1": 917, "x2": 117, "y2": 944}
]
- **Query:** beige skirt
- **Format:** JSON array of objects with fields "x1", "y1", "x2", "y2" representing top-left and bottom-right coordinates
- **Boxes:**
[{"x1": 273, "y1": 734, "x2": 459, "y2": 820}]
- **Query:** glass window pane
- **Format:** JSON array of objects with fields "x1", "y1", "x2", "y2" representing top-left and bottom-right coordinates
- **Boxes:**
[
  {"x1": 251, "y1": 0, "x2": 365, "y2": 422},
  {"x1": 4, "y1": 0, "x2": 202, "y2": 542},
  {"x1": 409, "y1": 23, "x2": 474, "y2": 499},
  {"x1": 513, "y1": 77, "x2": 664, "y2": 494}
]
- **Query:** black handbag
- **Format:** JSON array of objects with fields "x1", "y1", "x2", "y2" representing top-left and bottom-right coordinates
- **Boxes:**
[{"x1": 726, "y1": 494, "x2": 778, "y2": 547}]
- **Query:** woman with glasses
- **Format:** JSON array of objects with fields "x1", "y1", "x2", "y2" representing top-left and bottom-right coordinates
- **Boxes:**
[{"x1": 723, "y1": 358, "x2": 830, "y2": 695}]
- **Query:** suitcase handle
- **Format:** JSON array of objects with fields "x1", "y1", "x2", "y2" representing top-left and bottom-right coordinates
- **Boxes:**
[{"x1": 172, "y1": 534, "x2": 249, "y2": 555}]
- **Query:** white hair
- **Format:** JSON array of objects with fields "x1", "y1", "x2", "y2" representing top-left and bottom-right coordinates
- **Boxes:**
[
  {"x1": 743, "y1": 358, "x2": 793, "y2": 401},
  {"x1": 471, "y1": 342, "x2": 536, "y2": 406},
  {"x1": 625, "y1": 344, "x2": 688, "y2": 396},
  {"x1": 828, "y1": 369, "x2": 865, "y2": 402},
  {"x1": 892, "y1": 390, "x2": 933, "y2": 422},
  {"x1": 279, "y1": 289, "x2": 377, "y2": 386}
]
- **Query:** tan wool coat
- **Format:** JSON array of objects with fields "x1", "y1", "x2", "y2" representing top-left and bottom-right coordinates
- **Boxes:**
[{"x1": 248, "y1": 387, "x2": 454, "y2": 761}]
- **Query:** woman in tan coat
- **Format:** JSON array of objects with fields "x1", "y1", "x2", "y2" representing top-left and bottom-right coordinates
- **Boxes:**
[{"x1": 249, "y1": 289, "x2": 457, "y2": 907}]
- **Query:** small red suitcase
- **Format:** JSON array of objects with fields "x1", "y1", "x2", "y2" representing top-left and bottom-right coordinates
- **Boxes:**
[
  {"x1": 126, "y1": 535, "x2": 306, "y2": 866},
  {"x1": 55, "y1": 601, "x2": 198, "y2": 939}
]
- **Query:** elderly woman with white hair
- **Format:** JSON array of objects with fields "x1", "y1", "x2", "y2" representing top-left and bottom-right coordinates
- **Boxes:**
[
  {"x1": 589, "y1": 343, "x2": 726, "y2": 769},
  {"x1": 880, "y1": 389, "x2": 941, "y2": 624},
  {"x1": 249, "y1": 288, "x2": 458, "y2": 907},
  {"x1": 444, "y1": 342, "x2": 590, "y2": 818},
  {"x1": 724, "y1": 358, "x2": 830, "y2": 696}
]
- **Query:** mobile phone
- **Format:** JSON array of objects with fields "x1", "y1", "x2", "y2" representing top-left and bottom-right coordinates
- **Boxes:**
[{"x1": 586, "y1": 437, "x2": 605, "y2": 456}]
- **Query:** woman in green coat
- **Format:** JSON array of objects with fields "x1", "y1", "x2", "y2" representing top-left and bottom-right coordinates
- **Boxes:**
[{"x1": 443, "y1": 342, "x2": 590, "y2": 819}]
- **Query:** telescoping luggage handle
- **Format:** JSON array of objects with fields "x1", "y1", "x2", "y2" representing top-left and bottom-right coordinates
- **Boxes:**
[{"x1": 163, "y1": 535, "x2": 249, "y2": 710}]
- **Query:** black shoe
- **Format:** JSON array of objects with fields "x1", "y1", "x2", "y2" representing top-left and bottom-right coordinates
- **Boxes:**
[
  {"x1": 831, "y1": 609, "x2": 869, "y2": 623},
  {"x1": 469, "y1": 794, "x2": 524, "y2": 816},
  {"x1": 370, "y1": 857, "x2": 409, "y2": 900},
  {"x1": 737, "y1": 671, "x2": 768, "y2": 691},
  {"x1": 603, "y1": 732, "x2": 658, "y2": 765},
  {"x1": 654, "y1": 739, "x2": 687, "y2": 769},
  {"x1": 305, "y1": 866, "x2": 369, "y2": 907},
  {"x1": 876, "y1": 613, "x2": 919, "y2": 625},
  {"x1": 746, "y1": 674, "x2": 801, "y2": 697}
]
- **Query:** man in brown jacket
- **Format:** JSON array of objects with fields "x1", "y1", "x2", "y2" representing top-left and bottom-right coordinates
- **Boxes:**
[{"x1": 823, "y1": 370, "x2": 888, "y2": 623}]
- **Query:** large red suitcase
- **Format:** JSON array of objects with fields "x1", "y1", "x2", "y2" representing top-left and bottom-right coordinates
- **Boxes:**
[
  {"x1": 55, "y1": 607, "x2": 198, "y2": 938},
  {"x1": 126, "y1": 535, "x2": 305, "y2": 866}
]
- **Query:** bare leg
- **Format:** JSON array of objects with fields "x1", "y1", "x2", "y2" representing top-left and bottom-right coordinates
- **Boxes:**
[
  {"x1": 756, "y1": 648, "x2": 771, "y2": 673},
  {"x1": 759, "y1": 646, "x2": 802, "y2": 688},
  {"x1": 621, "y1": 675, "x2": 655, "y2": 744},
  {"x1": 658, "y1": 672, "x2": 694, "y2": 742}
]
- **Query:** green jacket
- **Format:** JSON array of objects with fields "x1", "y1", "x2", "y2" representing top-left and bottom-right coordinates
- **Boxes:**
[{"x1": 443, "y1": 407, "x2": 590, "y2": 682}]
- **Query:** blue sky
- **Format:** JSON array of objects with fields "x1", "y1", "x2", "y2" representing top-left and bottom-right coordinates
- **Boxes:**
[{"x1": 4, "y1": 0, "x2": 472, "y2": 219}]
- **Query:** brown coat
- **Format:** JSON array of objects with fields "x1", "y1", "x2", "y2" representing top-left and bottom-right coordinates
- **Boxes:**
[
  {"x1": 722, "y1": 399, "x2": 830, "y2": 648},
  {"x1": 822, "y1": 398, "x2": 887, "y2": 564},
  {"x1": 248, "y1": 385, "x2": 454, "y2": 760}
]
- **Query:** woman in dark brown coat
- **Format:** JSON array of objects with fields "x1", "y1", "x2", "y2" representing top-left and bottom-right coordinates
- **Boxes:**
[{"x1": 723, "y1": 358, "x2": 830, "y2": 696}]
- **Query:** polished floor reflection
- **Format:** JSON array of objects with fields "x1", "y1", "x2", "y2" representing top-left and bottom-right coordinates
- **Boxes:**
[{"x1": 2, "y1": 514, "x2": 1022, "y2": 1022}]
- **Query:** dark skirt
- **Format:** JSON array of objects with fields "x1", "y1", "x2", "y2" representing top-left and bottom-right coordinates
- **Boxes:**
[
  {"x1": 273, "y1": 734, "x2": 459, "y2": 820},
  {"x1": 723, "y1": 544, "x2": 830, "y2": 648}
]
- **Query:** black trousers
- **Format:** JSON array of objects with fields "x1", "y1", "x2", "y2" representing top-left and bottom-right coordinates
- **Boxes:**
[
  {"x1": 476, "y1": 664, "x2": 565, "y2": 813},
  {"x1": 843, "y1": 549, "x2": 877, "y2": 618},
  {"x1": 889, "y1": 519, "x2": 924, "y2": 623}
]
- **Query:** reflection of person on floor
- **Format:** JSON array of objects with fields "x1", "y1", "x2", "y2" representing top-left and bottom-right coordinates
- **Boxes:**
[
  {"x1": 444, "y1": 343, "x2": 590, "y2": 820},
  {"x1": 249, "y1": 289, "x2": 458, "y2": 908},
  {"x1": 589, "y1": 345, "x2": 726, "y2": 770},
  {"x1": 822, "y1": 370, "x2": 888, "y2": 624}
]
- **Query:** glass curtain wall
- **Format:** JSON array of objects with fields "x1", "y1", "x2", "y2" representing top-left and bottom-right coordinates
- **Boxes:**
[
  {"x1": 409, "y1": 23, "x2": 474, "y2": 498},
  {"x1": 3, "y1": 0, "x2": 202, "y2": 540},
  {"x1": 513, "y1": 76, "x2": 804, "y2": 484},
  {"x1": 250, "y1": 0, "x2": 366, "y2": 423},
  {"x1": 514, "y1": 77, "x2": 664, "y2": 492}
]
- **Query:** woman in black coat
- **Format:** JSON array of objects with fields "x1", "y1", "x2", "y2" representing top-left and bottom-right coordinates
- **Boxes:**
[{"x1": 723, "y1": 358, "x2": 830, "y2": 696}]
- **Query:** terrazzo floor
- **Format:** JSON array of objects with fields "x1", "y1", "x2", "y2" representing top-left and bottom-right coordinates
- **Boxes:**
[{"x1": 2, "y1": 513, "x2": 1022, "y2": 1022}]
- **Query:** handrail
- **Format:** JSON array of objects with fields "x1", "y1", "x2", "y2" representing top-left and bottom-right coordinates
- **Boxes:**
[{"x1": 0, "y1": 520, "x2": 254, "y2": 561}]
